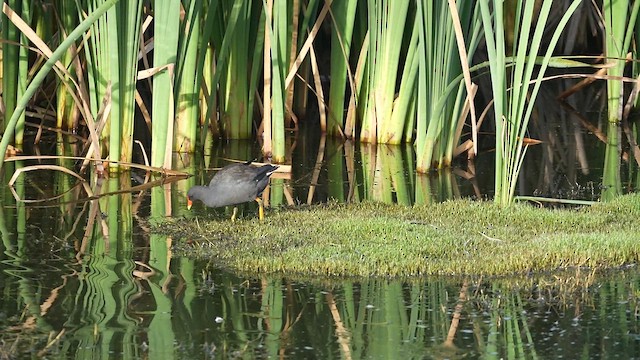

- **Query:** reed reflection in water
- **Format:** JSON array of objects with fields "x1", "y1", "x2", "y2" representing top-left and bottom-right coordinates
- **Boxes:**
[
  {"x1": 1, "y1": 240, "x2": 639, "y2": 359},
  {"x1": 0, "y1": 108, "x2": 637, "y2": 358}
]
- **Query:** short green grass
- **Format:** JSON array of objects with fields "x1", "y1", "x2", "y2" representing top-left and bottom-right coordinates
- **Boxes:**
[{"x1": 158, "y1": 193, "x2": 640, "y2": 277}]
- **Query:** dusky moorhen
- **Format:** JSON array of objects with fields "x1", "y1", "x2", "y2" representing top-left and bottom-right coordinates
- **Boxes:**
[{"x1": 187, "y1": 161, "x2": 279, "y2": 221}]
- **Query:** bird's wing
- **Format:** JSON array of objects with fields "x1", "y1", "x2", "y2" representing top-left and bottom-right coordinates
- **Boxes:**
[{"x1": 208, "y1": 163, "x2": 242, "y2": 187}]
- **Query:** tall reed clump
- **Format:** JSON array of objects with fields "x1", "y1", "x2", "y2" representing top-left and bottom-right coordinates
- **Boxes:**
[
  {"x1": 207, "y1": 0, "x2": 264, "y2": 141},
  {"x1": 146, "y1": 0, "x2": 245, "y2": 167},
  {"x1": 0, "y1": 0, "x2": 121, "y2": 171},
  {"x1": 1, "y1": 0, "x2": 143, "y2": 169},
  {"x1": 415, "y1": 0, "x2": 481, "y2": 171},
  {"x1": 259, "y1": 0, "x2": 327, "y2": 161},
  {"x1": 4, "y1": 0, "x2": 637, "y2": 198},
  {"x1": 85, "y1": 0, "x2": 143, "y2": 168},
  {"x1": 325, "y1": 0, "x2": 482, "y2": 172},
  {"x1": 360, "y1": 0, "x2": 411, "y2": 144},
  {"x1": 478, "y1": 0, "x2": 582, "y2": 206}
]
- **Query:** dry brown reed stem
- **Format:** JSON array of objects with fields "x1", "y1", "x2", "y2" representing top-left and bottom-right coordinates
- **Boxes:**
[
  {"x1": 284, "y1": 0, "x2": 332, "y2": 88},
  {"x1": 444, "y1": 279, "x2": 469, "y2": 348},
  {"x1": 622, "y1": 121, "x2": 640, "y2": 166},
  {"x1": 24, "y1": 121, "x2": 84, "y2": 142},
  {"x1": 307, "y1": 135, "x2": 326, "y2": 204},
  {"x1": 7, "y1": 163, "x2": 187, "y2": 206},
  {"x1": 37, "y1": 329, "x2": 65, "y2": 357},
  {"x1": 558, "y1": 100, "x2": 608, "y2": 142},
  {"x1": 557, "y1": 67, "x2": 607, "y2": 99},
  {"x1": 77, "y1": 180, "x2": 108, "y2": 259},
  {"x1": 80, "y1": 82, "x2": 111, "y2": 174},
  {"x1": 309, "y1": 44, "x2": 327, "y2": 131},
  {"x1": 8, "y1": 164, "x2": 84, "y2": 187},
  {"x1": 286, "y1": 0, "x2": 300, "y2": 119},
  {"x1": 453, "y1": 84, "x2": 479, "y2": 158},
  {"x1": 134, "y1": 90, "x2": 153, "y2": 133},
  {"x1": 326, "y1": 292, "x2": 353, "y2": 360},
  {"x1": 134, "y1": 140, "x2": 150, "y2": 167},
  {"x1": 345, "y1": 140, "x2": 357, "y2": 202},
  {"x1": 4, "y1": 155, "x2": 190, "y2": 176},
  {"x1": 448, "y1": 0, "x2": 478, "y2": 154},
  {"x1": 345, "y1": 31, "x2": 369, "y2": 138}
]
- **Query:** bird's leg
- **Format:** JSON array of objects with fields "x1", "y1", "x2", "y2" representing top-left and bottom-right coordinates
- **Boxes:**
[
  {"x1": 255, "y1": 197, "x2": 264, "y2": 221},
  {"x1": 231, "y1": 207, "x2": 238, "y2": 222}
]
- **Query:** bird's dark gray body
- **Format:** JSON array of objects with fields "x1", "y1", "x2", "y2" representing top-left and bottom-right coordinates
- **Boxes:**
[{"x1": 187, "y1": 162, "x2": 279, "y2": 208}]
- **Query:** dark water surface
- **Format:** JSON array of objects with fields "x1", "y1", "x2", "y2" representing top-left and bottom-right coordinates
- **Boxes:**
[
  {"x1": 1, "y1": 223, "x2": 640, "y2": 359},
  {"x1": 1, "y1": 139, "x2": 639, "y2": 359}
]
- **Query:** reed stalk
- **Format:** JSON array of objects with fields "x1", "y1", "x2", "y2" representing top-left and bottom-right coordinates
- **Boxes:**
[
  {"x1": 601, "y1": 0, "x2": 639, "y2": 199},
  {"x1": 1, "y1": 1, "x2": 28, "y2": 147},
  {"x1": 75, "y1": 0, "x2": 142, "y2": 168},
  {"x1": 326, "y1": 0, "x2": 357, "y2": 137},
  {"x1": 603, "y1": 0, "x2": 640, "y2": 123},
  {"x1": 602, "y1": 122, "x2": 623, "y2": 200},
  {"x1": 174, "y1": 0, "x2": 201, "y2": 154},
  {"x1": 264, "y1": 0, "x2": 287, "y2": 161},
  {"x1": 150, "y1": 0, "x2": 180, "y2": 169}
]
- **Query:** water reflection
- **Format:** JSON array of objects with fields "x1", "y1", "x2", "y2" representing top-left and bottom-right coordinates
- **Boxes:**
[
  {"x1": 1, "y1": 108, "x2": 638, "y2": 357},
  {"x1": 2, "y1": 241, "x2": 640, "y2": 359}
]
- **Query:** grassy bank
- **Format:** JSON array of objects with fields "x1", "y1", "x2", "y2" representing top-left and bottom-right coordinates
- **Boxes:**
[{"x1": 158, "y1": 193, "x2": 640, "y2": 277}]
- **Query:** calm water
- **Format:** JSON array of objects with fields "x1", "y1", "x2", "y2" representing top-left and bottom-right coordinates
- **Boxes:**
[
  {"x1": 1, "y1": 83, "x2": 639, "y2": 358},
  {"x1": 1, "y1": 137, "x2": 639, "y2": 359},
  {"x1": 1, "y1": 228, "x2": 640, "y2": 359}
]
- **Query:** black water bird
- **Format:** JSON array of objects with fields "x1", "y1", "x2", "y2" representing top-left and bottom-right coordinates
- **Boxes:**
[{"x1": 187, "y1": 161, "x2": 279, "y2": 221}]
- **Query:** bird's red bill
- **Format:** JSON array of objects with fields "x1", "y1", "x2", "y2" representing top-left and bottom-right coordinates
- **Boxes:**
[{"x1": 187, "y1": 197, "x2": 193, "y2": 210}]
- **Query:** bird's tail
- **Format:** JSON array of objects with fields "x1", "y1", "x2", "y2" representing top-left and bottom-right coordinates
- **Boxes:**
[{"x1": 253, "y1": 164, "x2": 279, "y2": 181}]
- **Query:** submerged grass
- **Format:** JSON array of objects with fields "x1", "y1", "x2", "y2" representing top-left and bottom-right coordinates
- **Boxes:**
[{"x1": 158, "y1": 193, "x2": 640, "y2": 277}]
